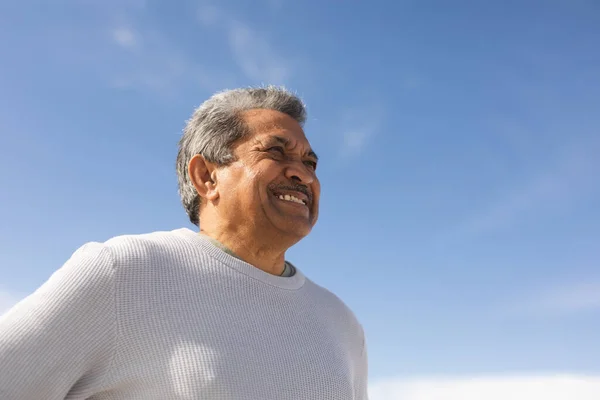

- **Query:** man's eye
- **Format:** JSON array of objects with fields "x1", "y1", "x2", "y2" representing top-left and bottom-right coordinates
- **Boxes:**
[
  {"x1": 304, "y1": 160, "x2": 317, "y2": 170},
  {"x1": 268, "y1": 146, "x2": 285, "y2": 155}
]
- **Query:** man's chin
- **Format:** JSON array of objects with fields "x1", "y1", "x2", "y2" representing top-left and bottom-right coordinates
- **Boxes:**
[
  {"x1": 266, "y1": 199, "x2": 316, "y2": 237},
  {"x1": 271, "y1": 217, "x2": 313, "y2": 240}
]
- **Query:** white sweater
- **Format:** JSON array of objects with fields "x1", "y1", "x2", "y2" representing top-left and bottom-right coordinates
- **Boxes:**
[{"x1": 0, "y1": 228, "x2": 368, "y2": 399}]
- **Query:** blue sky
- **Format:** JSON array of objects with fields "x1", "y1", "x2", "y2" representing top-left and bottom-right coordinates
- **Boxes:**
[{"x1": 1, "y1": 0, "x2": 599, "y2": 398}]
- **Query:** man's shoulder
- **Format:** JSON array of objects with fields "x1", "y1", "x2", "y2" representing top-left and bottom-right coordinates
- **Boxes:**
[
  {"x1": 102, "y1": 228, "x2": 197, "y2": 265},
  {"x1": 304, "y1": 278, "x2": 363, "y2": 330},
  {"x1": 303, "y1": 278, "x2": 349, "y2": 307}
]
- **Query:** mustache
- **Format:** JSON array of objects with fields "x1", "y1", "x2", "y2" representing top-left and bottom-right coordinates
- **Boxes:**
[{"x1": 269, "y1": 183, "x2": 312, "y2": 203}]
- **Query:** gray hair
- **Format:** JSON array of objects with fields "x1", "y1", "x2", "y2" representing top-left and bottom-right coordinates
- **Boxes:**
[{"x1": 176, "y1": 86, "x2": 307, "y2": 226}]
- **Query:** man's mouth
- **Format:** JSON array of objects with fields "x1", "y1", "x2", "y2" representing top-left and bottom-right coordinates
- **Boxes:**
[
  {"x1": 269, "y1": 183, "x2": 312, "y2": 209},
  {"x1": 275, "y1": 193, "x2": 307, "y2": 205}
]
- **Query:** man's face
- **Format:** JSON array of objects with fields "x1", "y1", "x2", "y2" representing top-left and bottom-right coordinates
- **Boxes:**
[{"x1": 215, "y1": 109, "x2": 320, "y2": 240}]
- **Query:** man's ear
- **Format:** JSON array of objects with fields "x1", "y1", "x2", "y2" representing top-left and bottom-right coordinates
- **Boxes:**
[{"x1": 188, "y1": 155, "x2": 220, "y2": 202}]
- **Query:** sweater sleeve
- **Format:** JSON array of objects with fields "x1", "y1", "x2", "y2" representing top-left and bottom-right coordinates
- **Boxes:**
[{"x1": 0, "y1": 242, "x2": 116, "y2": 400}]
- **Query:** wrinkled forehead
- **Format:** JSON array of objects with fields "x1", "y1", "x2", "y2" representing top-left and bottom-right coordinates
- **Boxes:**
[{"x1": 241, "y1": 109, "x2": 313, "y2": 148}]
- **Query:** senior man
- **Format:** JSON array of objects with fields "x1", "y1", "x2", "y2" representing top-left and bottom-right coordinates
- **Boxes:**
[{"x1": 0, "y1": 87, "x2": 368, "y2": 399}]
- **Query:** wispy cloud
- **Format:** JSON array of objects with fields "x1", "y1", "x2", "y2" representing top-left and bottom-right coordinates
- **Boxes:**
[
  {"x1": 508, "y1": 282, "x2": 600, "y2": 318},
  {"x1": 454, "y1": 138, "x2": 600, "y2": 236},
  {"x1": 342, "y1": 129, "x2": 373, "y2": 156},
  {"x1": 197, "y1": 4, "x2": 293, "y2": 84},
  {"x1": 106, "y1": 22, "x2": 233, "y2": 96},
  {"x1": 226, "y1": 20, "x2": 290, "y2": 84},
  {"x1": 338, "y1": 104, "x2": 385, "y2": 158},
  {"x1": 539, "y1": 283, "x2": 600, "y2": 313},
  {"x1": 369, "y1": 374, "x2": 600, "y2": 400},
  {"x1": 105, "y1": 2, "x2": 298, "y2": 94},
  {"x1": 196, "y1": 4, "x2": 221, "y2": 28},
  {"x1": 111, "y1": 26, "x2": 138, "y2": 48},
  {"x1": 105, "y1": 16, "x2": 194, "y2": 94},
  {"x1": 83, "y1": 1, "x2": 243, "y2": 96}
]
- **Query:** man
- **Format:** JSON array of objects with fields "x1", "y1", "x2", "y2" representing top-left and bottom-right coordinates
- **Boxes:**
[{"x1": 0, "y1": 87, "x2": 368, "y2": 399}]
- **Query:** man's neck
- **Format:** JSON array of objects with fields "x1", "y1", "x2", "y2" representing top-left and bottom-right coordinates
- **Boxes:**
[{"x1": 199, "y1": 229, "x2": 287, "y2": 276}]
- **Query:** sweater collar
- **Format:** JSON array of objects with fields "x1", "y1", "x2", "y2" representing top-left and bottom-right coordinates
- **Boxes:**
[{"x1": 177, "y1": 228, "x2": 306, "y2": 290}]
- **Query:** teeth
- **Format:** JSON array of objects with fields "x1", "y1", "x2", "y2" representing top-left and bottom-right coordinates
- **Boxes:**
[{"x1": 278, "y1": 194, "x2": 306, "y2": 205}]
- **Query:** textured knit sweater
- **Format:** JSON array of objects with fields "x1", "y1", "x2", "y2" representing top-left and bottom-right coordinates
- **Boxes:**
[{"x1": 0, "y1": 228, "x2": 368, "y2": 399}]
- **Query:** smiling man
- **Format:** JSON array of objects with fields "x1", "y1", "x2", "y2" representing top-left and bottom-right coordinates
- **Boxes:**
[{"x1": 0, "y1": 87, "x2": 369, "y2": 399}]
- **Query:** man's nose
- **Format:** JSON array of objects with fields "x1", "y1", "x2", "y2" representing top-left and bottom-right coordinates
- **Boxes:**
[{"x1": 284, "y1": 161, "x2": 314, "y2": 184}]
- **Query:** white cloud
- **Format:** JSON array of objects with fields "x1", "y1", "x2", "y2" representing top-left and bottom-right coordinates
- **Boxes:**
[
  {"x1": 338, "y1": 104, "x2": 385, "y2": 158},
  {"x1": 82, "y1": 2, "x2": 238, "y2": 96},
  {"x1": 369, "y1": 374, "x2": 600, "y2": 400},
  {"x1": 112, "y1": 27, "x2": 138, "y2": 48},
  {"x1": 508, "y1": 282, "x2": 600, "y2": 318},
  {"x1": 106, "y1": 19, "x2": 190, "y2": 93},
  {"x1": 541, "y1": 283, "x2": 600, "y2": 313},
  {"x1": 456, "y1": 139, "x2": 600, "y2": 236},
  {"x1": 196, "y1": 4, "x2": 292, "y2": 84},
  {"x1": 227, "y1": 20, "x2": 290, "y2": 84},
  {"x1": 109, "y1": 51, "x2": 188, "y2": 94},
  {"x1": 107, "y1": 23, "x2": 234, "y2": 95},
  {"x1": 343, "y1": 130, "x2": 372, "y2": 155},
  {"x1": 197, "y1": 4, "x2": 221, "y2": 27}
]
